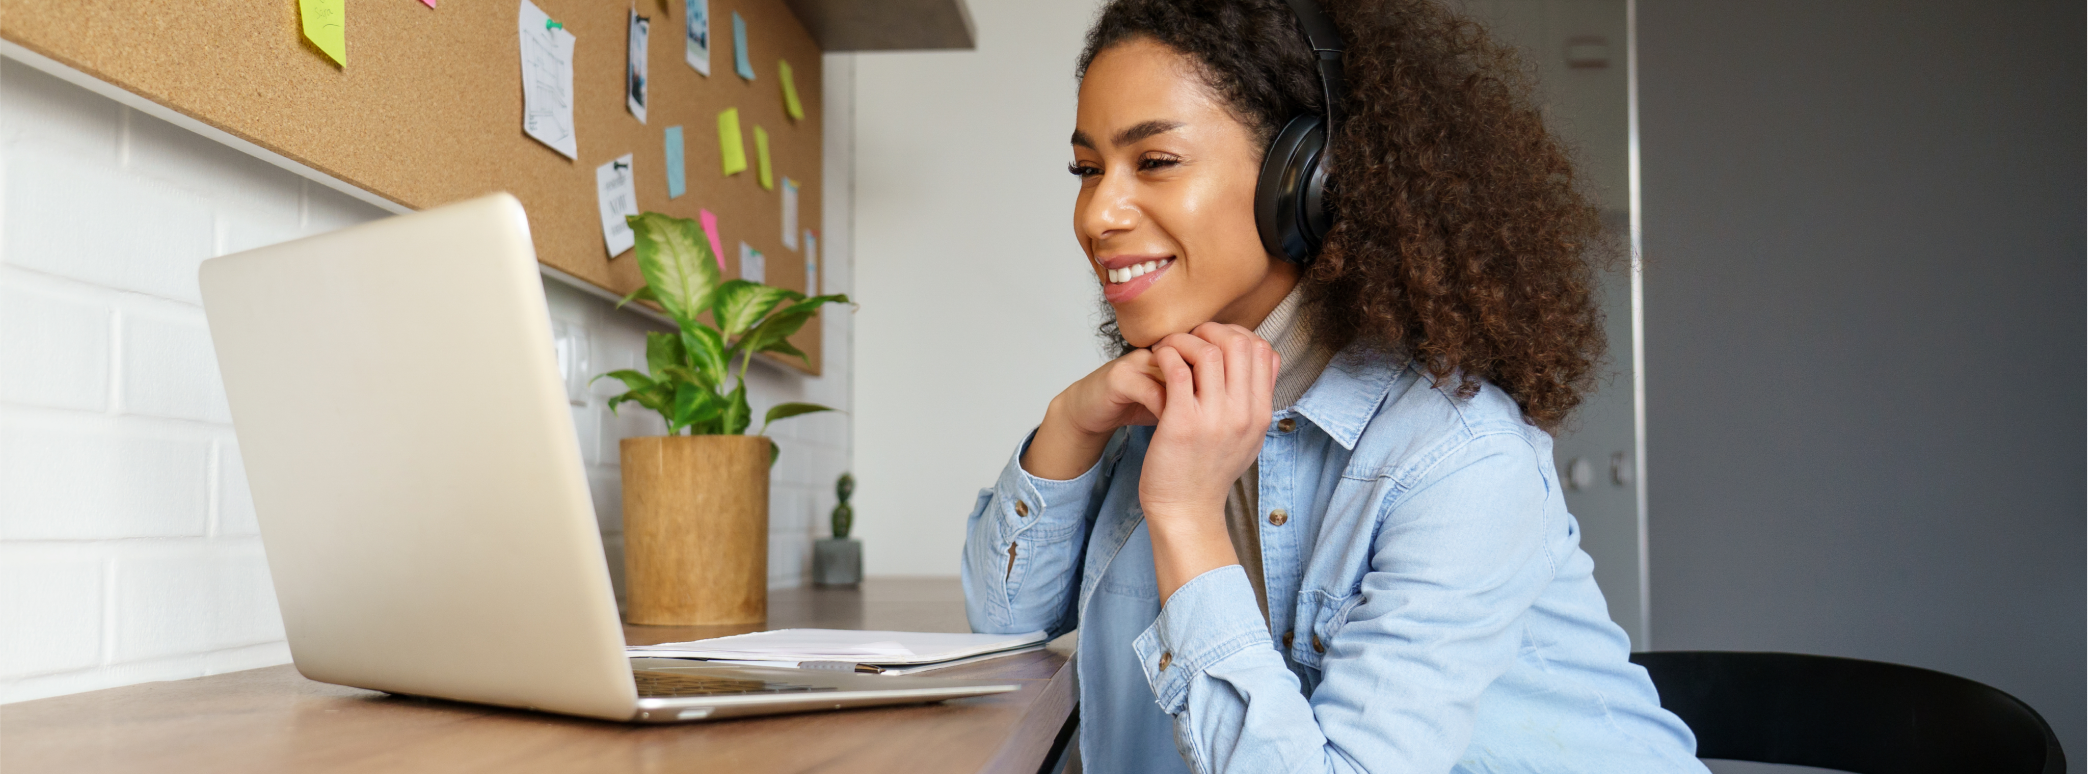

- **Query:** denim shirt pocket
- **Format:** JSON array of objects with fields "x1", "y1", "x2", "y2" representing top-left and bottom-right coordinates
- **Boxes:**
[{"x1": 1292, "y1": 587, "x2": 1362, "y2": 670}]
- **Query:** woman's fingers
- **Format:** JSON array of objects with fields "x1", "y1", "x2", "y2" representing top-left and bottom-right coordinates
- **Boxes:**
[
  {"x1": 1110, "y1": 357, "x2": 1167, "y2": 422},
  {"x1": 1152, "y1": 346, "x2": 1197, "y2": 412},
  {"x1": 1156, "y1": 332, "x2": 1227, "y2": 399}
]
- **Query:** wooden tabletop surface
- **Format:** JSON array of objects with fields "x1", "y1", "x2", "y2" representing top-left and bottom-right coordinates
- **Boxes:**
[{"x1": 0, "y1": 578, "x2": 1077, "y2": 774}]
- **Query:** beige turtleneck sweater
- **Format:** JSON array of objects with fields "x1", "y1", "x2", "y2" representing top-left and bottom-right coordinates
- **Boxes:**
[{"x1": 1225, "y1": 284, "x2": 1333, "y2": 624}]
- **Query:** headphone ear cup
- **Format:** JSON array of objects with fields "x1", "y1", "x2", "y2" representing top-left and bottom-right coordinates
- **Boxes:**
[{"x1": 1254, "y1": 114, "x2": 1330, "y2": 265}]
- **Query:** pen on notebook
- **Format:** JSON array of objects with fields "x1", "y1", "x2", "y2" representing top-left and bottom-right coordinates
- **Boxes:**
[{"x1": 699, "y1": 659, "x2": 887, "y2": 674}]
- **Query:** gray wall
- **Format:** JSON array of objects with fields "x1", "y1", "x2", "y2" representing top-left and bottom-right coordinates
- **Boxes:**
[{"x1": 1638, "y1": 0, "x2": 2085, "y2": 767}]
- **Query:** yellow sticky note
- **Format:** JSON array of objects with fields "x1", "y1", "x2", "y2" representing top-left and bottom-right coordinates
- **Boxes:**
[
  {"x1": 718, "y1": 108, "x2": 747, "y2": 176},
  {"x1": 299, "y1": 0, "x2": 347, "y2": 67},
  {"x1": 754, "y1": 125, "x2": 773, "y2": 190},
  {"x1": 779, "y1": 60, "x2": 804, "y2": 121}
]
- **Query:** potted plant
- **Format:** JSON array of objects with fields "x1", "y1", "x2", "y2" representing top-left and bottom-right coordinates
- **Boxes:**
[
  {"x1": 594, "y1": 212, "x2": 848, "y2": 626},
  {"x1": 814, "y1": 473, "x2": 860, "y2": 586}
]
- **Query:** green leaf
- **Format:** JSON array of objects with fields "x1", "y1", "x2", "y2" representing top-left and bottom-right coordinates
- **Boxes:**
[
  {"x1": 760, "y1": 337, "x2": 809, "y2": 366},
  {"x1": 721, "y1": 380, "x2": 752, "y2": 435},
  {"x1": 670, "y1": 382, "x2": 724, "y2": 432},
  {"x1": 712, "y1": 280, "x2": 799, "y2": 340},
  {"x1": 769, "y1": 438, "x2": 781, "y2": 468},
  {"x1": 615, "y1": 284, "x2": 657, "y2": 310},
  {"x1": 759, "y1": 402, "x2": 832, "y2": 435},
  {"x1": 680, "y1": 327, "x2": 730, "y2": 388},
  {"x1": 627, "y1": 212, "x2": 721, "y2": 326},
  {"x1": 644, "y1": 331, "x2": 686, "y2": 380},
  {"x1": 590, "y1": 369, "x2": 656, "y2": 392},
  {"x1": 738, "y1": 294, "x2": 849, "y2": 358}
]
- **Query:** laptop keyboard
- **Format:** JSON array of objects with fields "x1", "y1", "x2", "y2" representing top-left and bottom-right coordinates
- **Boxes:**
[{"x1": 633, "y1": 670, "x2": 842, "y2": 698}]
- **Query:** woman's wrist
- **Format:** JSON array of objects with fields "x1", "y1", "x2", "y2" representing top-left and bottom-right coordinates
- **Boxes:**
[
  {"x1": 1143, "y1": 501, "x2": 1239, "y2": 604},
  {"x1": 1019, "y1": 394, "x2": 1114, "y2": 481}
]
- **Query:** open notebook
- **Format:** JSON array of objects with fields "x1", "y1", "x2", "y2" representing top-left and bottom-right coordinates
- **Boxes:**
[{"x1": 627, "y1": 629, "x2": 1050, "y2": 675}]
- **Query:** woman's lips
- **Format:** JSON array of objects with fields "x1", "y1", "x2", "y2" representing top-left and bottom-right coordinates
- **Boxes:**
[{"x1": 1100, "y1": 257, "x2": 1175, "y2": 304}]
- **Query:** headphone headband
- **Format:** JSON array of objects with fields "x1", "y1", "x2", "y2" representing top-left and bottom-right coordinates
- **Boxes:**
[
  {"x1": 1256, "y1": 0, "x2": 1346, "y2": 266},
  {"x1": 1283, "y1": 0, "x2": 1346, "y2": 125}
]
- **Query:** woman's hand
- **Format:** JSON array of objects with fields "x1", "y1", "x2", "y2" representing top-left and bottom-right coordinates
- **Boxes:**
[
  {"x1": 1021, "y1": 349, "x2": 1169, "y2": 481},
  {"x1": 1142, "y1": 323, "x2": 1278, "y2": 603}
]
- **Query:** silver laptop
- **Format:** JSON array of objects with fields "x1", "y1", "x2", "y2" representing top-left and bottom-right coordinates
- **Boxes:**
[{"x1": 198, "y1": 192, "x2": 1014, "y2": 723}]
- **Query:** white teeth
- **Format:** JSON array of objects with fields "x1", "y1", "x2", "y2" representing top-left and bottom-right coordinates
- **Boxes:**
[{"x1": 1105, "y1": 258, "x2": 1172, "y2": 284}]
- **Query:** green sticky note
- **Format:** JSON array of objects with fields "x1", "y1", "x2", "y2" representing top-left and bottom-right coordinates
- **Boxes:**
[
  {"x1": 779, "y1": 60, "x2": 804, "y2": 120},
  {"x1": 718, "y1": 108, "x2": 747, "y2": 176},
  {"x1": 299, "y1": 0, "x2": 347, "y2": 66},
  {"x1": 754, "y1": 125, "x2": 773, "y2": 190}
]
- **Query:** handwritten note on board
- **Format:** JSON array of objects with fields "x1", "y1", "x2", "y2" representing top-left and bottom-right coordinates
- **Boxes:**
[
  {"x1": 518, "y1": 0, "x2": 578, "y2": 159},
  {"x1": 782, "y1": 177, "x2": 799, "y2": 249},
  {"x1": 665, "y1": 126, "x2": 687, "y2": 198},
  {"x1": 298, "y1": 0, "x2": 347, "y2": 66},
  {"x1": 700, "y1": 209, "x2": 726, "y2": 270},
  {"x1": 718, "y1": 108, "x2": 747, "y2": 175},
  {"x1": 780, "y1": 60, "x2": 804, "y2": 120},
  {"x1": 754, "y1": 125, "x2": 773, "y2": 190},
  {"x1": 732, "y1": 12, "x2": 755, "y2": 80},
  {"x1": 684, "y1": 0, "x2": 711, "y2": 76},
  {"x1": 597, "y1": 154, "x2": 639, "y2": 257}
]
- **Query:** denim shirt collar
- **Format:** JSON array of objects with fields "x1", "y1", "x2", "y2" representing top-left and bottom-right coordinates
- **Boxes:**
[{"x1": 1284, "y1": 344, "x2": 1406, "y2": 450}]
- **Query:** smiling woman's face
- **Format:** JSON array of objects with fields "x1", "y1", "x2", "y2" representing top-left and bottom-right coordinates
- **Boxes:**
[{"x1": 1072, "y1": 38, "x2": 1298, "y2": 349}]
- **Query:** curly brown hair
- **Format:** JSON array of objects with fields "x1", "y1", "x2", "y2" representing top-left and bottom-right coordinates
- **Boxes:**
[{"x1": 1078, "y1": 0, "x2": 1612, "y2": 431}]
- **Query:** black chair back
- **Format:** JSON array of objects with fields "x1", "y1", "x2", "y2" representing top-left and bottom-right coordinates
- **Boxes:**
[{"x1": 1630, "y1": 651, "x2": 2064, "y2": 773}]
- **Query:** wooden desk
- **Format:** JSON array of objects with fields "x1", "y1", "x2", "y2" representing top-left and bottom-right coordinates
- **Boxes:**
[{"x1": 0, "y1": 579, "x2": 1077, "y2": 773}]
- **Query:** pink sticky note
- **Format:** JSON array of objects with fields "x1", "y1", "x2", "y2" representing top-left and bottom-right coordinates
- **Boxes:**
[
  {"x1": 419, "y1": 0, "x2": 436, "y2": 7},
  {"x1": 699, "y1": 209, "x2": 726, "y2": 270}
]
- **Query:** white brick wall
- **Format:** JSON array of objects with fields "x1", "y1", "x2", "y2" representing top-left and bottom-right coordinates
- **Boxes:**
[{"x1": 0, "y1": 53, "x2": 856, "y2": 703}]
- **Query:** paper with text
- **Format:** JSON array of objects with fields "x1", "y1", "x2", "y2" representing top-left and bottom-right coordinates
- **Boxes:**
[
  {"x1": 700, "y1": 209, "x2": 726, "y2": 270},
  {"x1": 804, "y1": 230, "x2": 818, "y2": 296},
  {"x1": 779, "y1": 60, "x2": 804, "y2": 120},
  {"x1": 732, "y1": 12, "x2": 755, "y2": 80},
  {"x1": 518, "y1": 0, "x2": 577, "y2": 159},
  {"x1": 597, "y1": 154, "x2": 639, "y2": 257},
  {"x1": 754, "y1": 125, "x2": 773, "y2": 190},
  {"x1": 718, "y1": 108, "x2": 747, "y2": 175},
  {"x1": 626, "y1": 10, "x2": 650, "y2": 123},
  {"x1": 299, "y1": 0, "x2": 347, "y2": 66},
  {"x1": 781, "y1": 177, "x2": 799, "y2": 250},
  {"x1": 684, "y1": 0, "x2": 711, "y2": 75},
  {"x1": 664, "y1": 126, "x2": 687, "y2": 198},
  {"x1": 739, "y1": 241, "x2": 765, "y2": 284}
]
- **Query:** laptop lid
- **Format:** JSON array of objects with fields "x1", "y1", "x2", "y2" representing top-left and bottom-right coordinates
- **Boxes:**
[{"x1": 200, "y1": 193, "x2": 637, "y2": 720}]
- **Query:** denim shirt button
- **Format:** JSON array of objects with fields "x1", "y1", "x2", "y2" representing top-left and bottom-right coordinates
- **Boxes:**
[
  {"x1": 1312, "y1": 634, "x2": 1326, "y2": 653},
  {"x1": 1277, "y1": 418, "x2": 1297, "y2": 433},
  {"x1": 1282, "y1": 630, "x2": 1295, "y2": 650},
  {"x1": 1268, "y1": 509, "x2": 1289, "y2": 526},
  {"x1": 1158, "y1": 651, "x2": 1173, "y2": 671},
  {"x1": 1014, "y1": 500, "x2": 1029, "y2": 517}
]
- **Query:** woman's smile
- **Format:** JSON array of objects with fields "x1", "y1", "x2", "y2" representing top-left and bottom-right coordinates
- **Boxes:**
[{"x1": 1099, "y1": 254, "x2": 1176, "y2": 303}]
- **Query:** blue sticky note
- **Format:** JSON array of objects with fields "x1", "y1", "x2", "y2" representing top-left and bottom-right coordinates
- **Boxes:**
[
  {"x1": 732, "y1": 12, "x2": 754, "y2": 81},
  {"x1": 664, "y1": 125, "x2": 687, "y2": 198}
]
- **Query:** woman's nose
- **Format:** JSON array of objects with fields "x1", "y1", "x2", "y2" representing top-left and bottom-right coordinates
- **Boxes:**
[{"x1": 1078, "y1": 171, "x2": 1140, "y2": 241}]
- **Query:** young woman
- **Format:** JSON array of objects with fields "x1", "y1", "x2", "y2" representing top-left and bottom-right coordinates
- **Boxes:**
[{"x1": 962, "y1": 0, "x2": 1704, "y2": 771}]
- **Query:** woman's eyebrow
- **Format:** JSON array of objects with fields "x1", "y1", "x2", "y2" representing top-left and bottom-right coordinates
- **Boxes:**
[{"x1": 1069, "y1": 120, "x2": 1186, "y2": 149}]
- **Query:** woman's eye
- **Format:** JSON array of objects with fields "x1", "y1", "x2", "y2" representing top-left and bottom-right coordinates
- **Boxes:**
[
  {"x1": 1067, "y1": 162, "x2": 1102, "y2": 178},
  {"x1": 1138, "y1": 156, "x2": 1181, "y2": 172}
]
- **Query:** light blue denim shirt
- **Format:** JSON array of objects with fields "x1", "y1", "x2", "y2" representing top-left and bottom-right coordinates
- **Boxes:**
[{"x1": 962, "y1": 347, "x2": 1706, "y2": 773}]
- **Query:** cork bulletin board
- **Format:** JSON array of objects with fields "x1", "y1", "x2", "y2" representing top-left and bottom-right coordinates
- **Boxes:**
[{"x1": 0, "y1": 0, "x2": 828, "y2": 373}]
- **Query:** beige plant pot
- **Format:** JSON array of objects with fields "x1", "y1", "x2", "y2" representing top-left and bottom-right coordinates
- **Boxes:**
[{"x1": 620, "y1": 434, "x2": 769, "y2": 626}]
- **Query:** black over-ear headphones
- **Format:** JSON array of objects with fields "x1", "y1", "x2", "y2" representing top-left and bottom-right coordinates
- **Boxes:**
[{"x1": 1254, "y1": 0, "x2": 1347, "y2": 265}]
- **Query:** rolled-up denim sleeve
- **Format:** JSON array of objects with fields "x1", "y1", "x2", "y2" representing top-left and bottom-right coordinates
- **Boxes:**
[
  {"x1": 1130, "y1": 433, "x2": 1556, "y2": 773},
  {"x1": 962, "y1": 430, "x2": 1104, "y2": 637}
]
